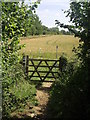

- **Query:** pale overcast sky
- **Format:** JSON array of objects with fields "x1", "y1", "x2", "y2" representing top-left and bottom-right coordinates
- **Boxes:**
[{"x1": 25, "y1": 0, "x2": 71, "y2": 29}]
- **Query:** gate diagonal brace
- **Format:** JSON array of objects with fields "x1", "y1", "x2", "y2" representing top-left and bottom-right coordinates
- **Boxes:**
[
  {"x1": 45, "y1": 61, "x2": 56, "y2": 78},
  {"x1": 30, "y1": 60, "x2": 42, "y2": 81},
  {"x1": 43, "y1": 60, "x2": 58, "y2": 81}
]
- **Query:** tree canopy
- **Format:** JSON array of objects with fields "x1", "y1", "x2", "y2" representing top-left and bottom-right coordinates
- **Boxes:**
[
  {"x1": 56, "y1": 1, "x2": 90, "y2": 64},
  {"x1": 47, "y1": 1, "x2": 90, "y2": 119},
  {"x1": 2, "y1": 1, "x2": 40, "y2": 117}
]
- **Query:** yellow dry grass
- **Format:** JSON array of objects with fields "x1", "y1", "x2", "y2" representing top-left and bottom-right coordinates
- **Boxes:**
[{"x1": 19, "y1": 35, "x2": 79, "y2": 59}]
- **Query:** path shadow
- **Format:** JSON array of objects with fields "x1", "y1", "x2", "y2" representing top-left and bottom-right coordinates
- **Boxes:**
[
  {"x1": 36, "y1": 82, "x2": 53, "y2": 91},
  {"x1": 2, "y1": 115, "x2": 54, "y2": 120},
  {"x1": 34, "y1": 83, "x2": 54, "y2": 119},
  {"x1": 37, "y1": 86, "x2": 51, "y2": 92},
  {"x1": 2, "y1": 83, "x2": 54, "y2": 120},
  {"x1": 2, "y1": 116, "x2": 34, "y2": 120}
]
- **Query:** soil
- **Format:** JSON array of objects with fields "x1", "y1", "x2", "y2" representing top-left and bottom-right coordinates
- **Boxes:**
[
  {"x1": 11, "y1": 82, "x2": 52, "y2": 120},
  {"x1": 32, "y1": 82, "x2": 52, "y2": 119}
]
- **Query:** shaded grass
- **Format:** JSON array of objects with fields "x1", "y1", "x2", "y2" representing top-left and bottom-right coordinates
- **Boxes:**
[
  {"x1": 8, "y1": 80, "x2": 37, "y2": 113},
  {"x1": 47, "y1": 64, "x2": 88, "y2": 119},
  {"x1": 6, "y1": 80, "x2": 39, "y2": 119}
]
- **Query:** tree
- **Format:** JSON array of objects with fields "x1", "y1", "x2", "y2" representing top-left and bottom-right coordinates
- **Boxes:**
[
  {"x1": 48, "y1": 1, "x2": 90, "y2": 119},
  {"x1": 49, "y1": 27, "x2": 59, "y2": 34},
  {"x1": 2, "y1": 1, "x2": 40, "y2": 117},
  {"x1": 42, "y1": 25, "x2": 48, "y2": 35},
  {"x1": 56, "y1": 1, "x2": 90, "y2": 65},
  {"x1": 34, "y1": 15, "x2": 43, "y2": 35},
  {"x1": 56, "y1": 1, "x2": 90, "y2": 85}
]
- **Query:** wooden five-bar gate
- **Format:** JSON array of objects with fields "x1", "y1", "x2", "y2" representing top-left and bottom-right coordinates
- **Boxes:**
[{"x1": 22, "y1": 55, "x2": 63, "y2": 82}]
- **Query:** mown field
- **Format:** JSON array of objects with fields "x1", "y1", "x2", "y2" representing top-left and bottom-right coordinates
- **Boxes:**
[{"x1": 19, "y1": 35, "x2": 79, "y2": 59}]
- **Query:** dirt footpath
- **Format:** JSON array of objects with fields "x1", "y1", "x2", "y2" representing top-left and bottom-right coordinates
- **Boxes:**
[
  {"x1": 33, "y1": 82, "x2": 52, "y2": 119},
  {"x1": 11, "y1": 82, "x2": 52, "y2": 119}
]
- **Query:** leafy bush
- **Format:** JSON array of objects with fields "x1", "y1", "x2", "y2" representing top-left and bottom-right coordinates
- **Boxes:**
[
  {"x1": 50, "y1": 2, "x2": 90, "y2": 119},
  {"x1": 2, "y1": 2, "x2": 39, "y2": 118},
  {"x1": 3, "y1": 80, "x2": 36, "y2": 115},
  {"x1": 2, "y1": 61, "x2": 37, "y2": 118},
  {"x1": 48, "y1": 56, "x2": 89, "y2": 119}
]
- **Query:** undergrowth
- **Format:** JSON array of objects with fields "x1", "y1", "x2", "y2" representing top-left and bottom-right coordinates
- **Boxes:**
[
  {"x1": 2, "y1": 63, "x2": 37, "y2": 119},
  {"x1": 47, "y1": 56, "x2": 89, "y2": 119}
]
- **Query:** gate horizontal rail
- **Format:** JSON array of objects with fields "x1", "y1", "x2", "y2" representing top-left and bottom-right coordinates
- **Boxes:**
[
  {"x1": 22, "y1": 55, "x2": 63, "y2": 82},
  {"x1": 29, "y1": 58, "x2": 59, "y2": 62},
  {"x1": 28, "y1": 65, "x2": 59, "y2": 68},
  {"x1": 28, "y1": 70, "x2": 58, "y2": 74}
]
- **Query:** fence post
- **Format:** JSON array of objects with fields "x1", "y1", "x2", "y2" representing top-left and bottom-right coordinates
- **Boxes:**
[{"x1": 26, "y1": 55, "x2": 29, "y2": 76}]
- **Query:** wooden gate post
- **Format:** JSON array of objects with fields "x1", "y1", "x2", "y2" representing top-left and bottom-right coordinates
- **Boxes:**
[
  {"x1": 26, "y1": 55, "x2": 29, "y2": 76},
  {"x1": 59, "y1": 57, "x2": 63, "y2": 72},
  {"x1": 23, "y1": 55, "x2": 26, "y2": 74},
  {"x1": 59, "y1": 56, "x2": 67, "y2": 72}
]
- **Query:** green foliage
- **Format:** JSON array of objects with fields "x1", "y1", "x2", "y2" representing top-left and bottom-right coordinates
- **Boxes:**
[
  {"x1": 26, "y1": 14, "x2": 42, "y2": 36},
  {"x1": 2, "y1": 2, "x2": 26, "y2": 39},
  {"x1": 25, "y1": 14, "x2": 43, "y2": 36},
  {"x1": 10, "y1": 81, "x2": 36, "y2": 101},
  {"x1": 60, "y1": 30, "x2": 73, "y2": 35},
  {"x1": 3, "y1": 79, "x2": 36, "y2": 115},
  {"x1": 48, "y1": 1, "x2": 90, "y2": 119},
  {"x1": 42, "y1": 26, "x2": 71, "y2": 35},
  {"x1": 44, "y1": 27, "x2": 60, "y2": 35},
  {"x1": 48, "y1": 61, "x2": 88, "y2": 119},
  {"x1": 56, "y1": 2, "x2": 90, "y2": 64},
  {"x1": 2, "y1": 1, "x2": 39, "y2": 118}
]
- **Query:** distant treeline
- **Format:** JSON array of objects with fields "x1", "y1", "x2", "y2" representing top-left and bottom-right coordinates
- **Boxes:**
[
  {"x1": 42, "y1": 26, "x2": 73, "y2": 35},
  {"x1": 23, "y1": 14, "x2": 73, "y2": 36}
]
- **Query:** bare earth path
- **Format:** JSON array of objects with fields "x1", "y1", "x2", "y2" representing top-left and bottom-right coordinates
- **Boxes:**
[
  {"x1": 11, "y1": 82, "x2": 52, "y2": 119},
  {"x1": 32, "y1": 82, "x2": 52, "y2": 119}
]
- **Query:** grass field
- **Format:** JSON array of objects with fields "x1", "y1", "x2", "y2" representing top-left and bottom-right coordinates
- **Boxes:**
[{"x1": 19, "y1": 35, "x2": 79, "y2": 59}]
